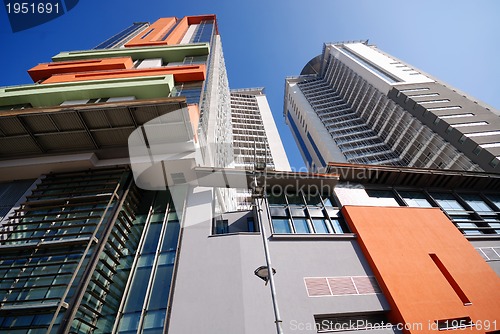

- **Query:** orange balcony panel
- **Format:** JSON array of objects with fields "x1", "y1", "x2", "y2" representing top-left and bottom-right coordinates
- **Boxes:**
[
  {"x1": 28, "y1": 57, "x2": 134, "y2": 83},
  {"x1": 42, "y1": 65, "x2": 206, "y2": 84},
  {"x1": 163, "y1": 16, "x2": 189, "y2": 45},
  {"x1": 124, "y1": 15, "x2": 218, "y2": 48},
  {"x1": 125, "y1": 17, "x2": 178, "y2": 47},
  {"x1": 342, "y1": 206, "x2": 500, "y2": 333}
]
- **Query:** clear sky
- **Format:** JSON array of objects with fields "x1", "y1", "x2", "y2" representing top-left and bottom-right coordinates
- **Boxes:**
[{"x1": 1, "y1": 0, "x2": 499, "y2": 169}]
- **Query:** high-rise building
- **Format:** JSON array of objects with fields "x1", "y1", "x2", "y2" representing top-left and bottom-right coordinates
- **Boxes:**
[
  {"x1": 231, "y1": 88, "x2": 290, "y2": 171},
  {"x1": 230, "y1": 88, "x2": 290, "y2": 209},
  {"x1": 0, "y1": 15, "x2": 285, "y2": 333},
  {"x1": 285, "y1": 41, "x2": 500, "y2": 172}
]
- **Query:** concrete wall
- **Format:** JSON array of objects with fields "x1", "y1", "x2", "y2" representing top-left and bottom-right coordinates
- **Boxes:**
[
  {"x1": 168, "y1": 186, "x2": 276, "y2": 333},
  {"x1": 169, "y1": 186, "x2": 395, "y2": 333}
]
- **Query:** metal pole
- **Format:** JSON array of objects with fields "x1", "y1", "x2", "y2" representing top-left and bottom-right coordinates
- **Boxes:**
[{"x1": 254, "y1": 173, "x2": 284, "y2": 334}]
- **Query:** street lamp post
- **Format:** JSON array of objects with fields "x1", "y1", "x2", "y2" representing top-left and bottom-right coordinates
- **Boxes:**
[{"x1": 254, "y1": 185, "x2": 284, "y2": 334}]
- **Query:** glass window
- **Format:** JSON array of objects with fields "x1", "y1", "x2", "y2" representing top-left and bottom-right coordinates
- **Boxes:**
[
  {"x1": 430, "y1": 193, "x2": 466, "y2": 213},
  {"x1": 292, "y1": 218, "x2": 311, "y2": 234},
  {"x1": 286, "y1": 194, "x2": 304, "y2": 206},
  {"x1": 143, "y1": 310, "x2": 166, "y2": 331},
  {"x1": 123, "y1": 267, "x2": 151, "y2": 313},
  {"x1": 322, "y1": 196, "x2": 334, "y2": 207},
  {"x1": 247, "y1": 218, "x2": 255, "y2": 232},
  {"x1": 142, "y1": 223, "x2": 162, "y2": 253},
  {"x1": 147, "y1": 266, "x2": 173, "y2": 310},
  {"x1": 455, "y1": 222, "x2": 482, "y2": 235},
  {"x1": 312, "y1": 218, "x2": 329, "y2": 234},
  {"x1": 118, "y1": 312, "x2": 141, "y2": 332},
  {"x1": 214, "y1": 220, "x2": 228, "y2": 234},
  {"x1": 485, "y1": 195, "x2": 500, "y2": 210},
  {"x1": 158, "y1": 252, "x2": 176, "y2": 266},
  {"x1": 459, "y1": 194, "x2": 494, "y2": 213},
  {"x1": 329, "y1": 219, "x2": 344, "y2": 234},
  {"x1": 272, "y1": 218, "x2": 292, "y2": 234},
  {"x1": 305, "y1": 194, "x2": 322, "y2": 207},
  {"x1": 161, "y1": 221, "x2": 180, "y2": 252},
  {"x1": 267, "y1": 193, "x2": 286, "y2": 206},
  {"x1": 398, "y1": 191, "x2": 433, "y2": 208},
  {"x1": 366, "y1": 189, "x2": 400, "y2": 206}
]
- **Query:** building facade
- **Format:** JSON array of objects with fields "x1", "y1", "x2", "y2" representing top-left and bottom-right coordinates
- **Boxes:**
[
  {"x1": 0, "y1": 15, "x2": 283, "y2": 334},
  {"x1": 1, "y1": 16, "x2": 500, "y2": 334},
  {"x1": 167, "y1": 163, "x2": 500, "y2": 334},
  {"x1": 231, "y1": 88, "x2": 290, "y2": 171},
  {"x1": 285, "y1": 42, "x2": 500, "y2": 172},
  {"x1": 230, "y1": 88, "x2": 291, "y2": 209}
]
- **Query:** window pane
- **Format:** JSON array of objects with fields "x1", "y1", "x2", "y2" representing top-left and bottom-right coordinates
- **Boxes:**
[
  {"x1": 247, "y1": 218, "x2": 255, "y2": 232},
  {"x1": 322, "y1": 196, "x2": 334, "y2": 207},
  {"x1": 305, "y1": 194, "x2": 322, "y2": 206},
  {"x1": 123, "y1": 267, "x2": 151, "y2": 312},
  {"x1": 365, "y1": 190, "x2": 400, "y2": 206},
  {"x1": 272, "y1": 219, "x2": 291, "y2": 234},
  {"x1": 142, "y1": 223, "x2": 162, "y2": 253},
  {"x1": 286, "y1": 194, "x2": 304, "y2": 206},
  {"x1": 293, "y1": 218, "x2": 310, "y2": 233},
  {"x1": 147, "y1": 266, "x2": 173, "y2": 310},
  {"x1": 430, "y1": 193, "x2": 466, "y2": 212},
  {"x1": 312, "y1": 219, "x2": 329, "y2": 234},
  {"x1": 460, "y1": 194, "x2": 494, "y2": 213},
  {"x1": 161, "y1": 221, "x2": 180, "y2": 252},
  {"x1": 485, "y1": 194, "x2": 500, "y2": 210},
  {"x1": 329, "y1": 219, "x2": 344, "y2": 234},
  {"x1": 267, "y1": 193, "x2": 286, "y2": 206},
  {"x1": 456, "y1": 222, "x2": 482, "y2": 235},
  {"x1": 215, "y1": 220, "x2": 228, "y2": 234},
  {"x1": 118, "y1": 312, "x2": 141, "y2": 332},
  {"x1": 399, "y1": 191, "x2": 432, "y2": 208},
  {"x1": 143, "y1": 309, "x2": 166, "y2": 330}
]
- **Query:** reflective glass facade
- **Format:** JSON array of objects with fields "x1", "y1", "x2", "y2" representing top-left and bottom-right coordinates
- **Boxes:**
[{"x1": 0, "y1": 169, "x2": 180, "y2": 334}]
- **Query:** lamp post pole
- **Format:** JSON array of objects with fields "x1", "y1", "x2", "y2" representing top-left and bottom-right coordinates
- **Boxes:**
[{"x1": 254, "y1": 173, "x2": 284, "y2": 334}]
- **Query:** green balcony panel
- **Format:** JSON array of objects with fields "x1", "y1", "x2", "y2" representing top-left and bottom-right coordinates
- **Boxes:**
[
  {"x1": 0, "y1": 75, "x2": 174, "y2": 108},
  {"x1": 52, "y1": 43, "x2": 210, "y2": 64}
]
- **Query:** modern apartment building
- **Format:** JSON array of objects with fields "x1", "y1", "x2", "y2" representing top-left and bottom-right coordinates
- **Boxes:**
[
  {"x1": 0, "y1": 14, "x2": 286, "y2": 333},
  {"x1": 231, "y1": 88, "x2": 290, "y2": 171},
  {"x1": 285, "y1": 41, "x2": 500, "y2": 172},
  {"x1": 230, "y1": 88, "x2": 290, "y2": 209}
]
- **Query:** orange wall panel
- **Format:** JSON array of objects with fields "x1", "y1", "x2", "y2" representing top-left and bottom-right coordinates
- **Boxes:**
[
  {"x1": 124, "y1": 17, "x2": 177, "y2": 48},
  {"x1": 41, "y1": 65, "x2": 206, "y2": 84},
  {"x1": 124, "y1": 15, "x2": 217, "y2": 48},
  {"x1": 187, "y1": 104, "x2": 200, "y2": 143},
  {"x1": 28, "y1": 57, "x2": 134, "y2": 83},
  {"x1": 163, "y1": 17, "x2": 189, "y2": 45},
  {"x1": 342, "y1": 206, "x2": 500, "y2": 333}
]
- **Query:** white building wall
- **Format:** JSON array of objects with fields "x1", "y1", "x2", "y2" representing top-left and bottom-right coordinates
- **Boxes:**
[
  {"x1": 254, "y1": 93, "x2": 290, "y2": 171},
  {"x1": 343, "y1": 43, "x2": 434, "y2": 85}
]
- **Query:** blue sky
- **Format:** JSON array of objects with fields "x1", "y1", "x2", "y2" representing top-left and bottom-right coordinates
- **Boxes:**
[{"x1": 1, "y1": 0, "x2": 499, "y2": 169}]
